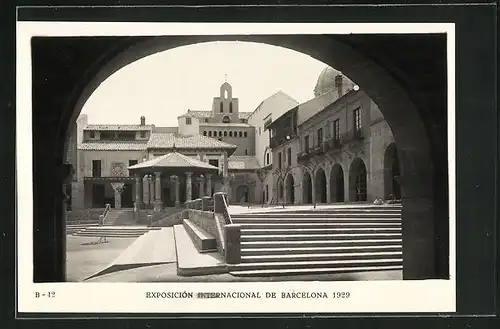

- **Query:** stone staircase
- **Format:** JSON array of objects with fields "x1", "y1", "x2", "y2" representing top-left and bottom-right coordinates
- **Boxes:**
[
  {"x1": 104, "y1": 209, "x2": 135, "y2": 226},
  {"x1": 227, "y1": 205, "x2": 403, "y2": 277}
]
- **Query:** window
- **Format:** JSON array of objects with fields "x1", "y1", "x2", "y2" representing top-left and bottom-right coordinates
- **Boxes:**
[
  {"x1": 278, "y1": 152, "x2": 282, "y2": 170},
  {"x1": 186, "y1": 117, "x2": 192, "y2": 125},
  {"x1": 304, "y1": 135, "x2": 310, "y2": 152},
  {"x1": 229, "y1": 131, "x2": 233, "y2": 137},
  {"x1": 209, "y1": 159, "x2": 219, "y2": 168},
  {"x1": 354, "y1": 108, "x2": 362, "y2": 131},
  {"x1": 208, "y1": 131, "x2": 212, "y2": 137},
  {"x1": 89, "y1": 131, "x2": 95, "y2": 139},
  {"x1": 243, "y1": 131, "x2": 248, "y2": 137},
  {"x1": 218, "y1": 131, "x2": 222, "y2": 137},
  {"x1": 224, "y1": 131, "x2": 228, "y2": 137},
  {"x1": 205, "y1": 119, "x2": 209, "y2": 123},
  {"x1": 140, "y1": 131, "x2": 146, "y2": 138},
  {"x1": 317, "y1": 127, "x2": 323, "y2": 146},
  {"x1": 244, "y1": 149, "x2": 248, "y2": 155},
  {"x1": 239, "y1": 131, "x2": 243, "y2": 137},
  {"x1": 266, "y1": 152, "x2": 270, "y2": 165},
  {"x1": 229, "y1": 102, "x2": 233, "y2": 113},
  {"x1": 333, "y1": 119, "x2": 340, "y2": 140},
  {"x1": 220, "y1": 102, "x2": 223, "y2": 113},
  {"x1": 213, "y1": 131, "x2": 217, "y2": 136},
  {"x1": 287, "y1": 148, "x2": 292, "y2": 166},
  {"x1": 92, "y1": 160, "x2": 101, "y2": 178},
  {"x1": 203, "y1": 131, "x2": 207, "y2": 136},
  {"x1": 128, "y1": 160, "x2": 138, "y2": 176}
]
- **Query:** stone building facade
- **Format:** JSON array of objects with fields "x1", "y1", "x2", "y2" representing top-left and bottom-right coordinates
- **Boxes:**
[{"x1": 68, "y1": 66, "x2": 399, "y2": 210}]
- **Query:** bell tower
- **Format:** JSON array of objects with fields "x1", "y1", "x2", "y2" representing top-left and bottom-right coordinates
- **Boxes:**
[{"x1": 212, "y1": 79, "x2": 239, "y2": 123}]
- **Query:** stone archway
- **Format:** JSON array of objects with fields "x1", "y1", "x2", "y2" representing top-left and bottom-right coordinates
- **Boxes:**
[
  {"x1": 285, "y1": 173, "x2": 295, "y2": 204},
  {"x1": 384, "y1": 142, "x2": 402, "y2": 200},
  {"x1": 349, "y1": 158, "x2": 367, "y2": 202},
  {"x1": 315, "y1": 167, "x2": 327, "y2": 204},
  {"x1": 235, "y1": 185, "x2": 249, "y2": 203},
  {"x1": 302, "y1": 171, "x2": 313, "y2": 204},
  {"x1": 32, "y1": 34, "x2": 449, "y2": 281},
  {"x1": 330, "y1": 164, "x2": 345, "y2": 202}
]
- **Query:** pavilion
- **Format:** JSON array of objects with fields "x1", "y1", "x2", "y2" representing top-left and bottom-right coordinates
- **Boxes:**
[{"x1": 128, "y1": 150, "x2": 220, "y2": 213}]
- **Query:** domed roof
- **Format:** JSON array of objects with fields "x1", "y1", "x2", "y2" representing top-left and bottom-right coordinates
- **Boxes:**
[{"x1": 313, "y1": 66, "x2": 343, "y2": 97}]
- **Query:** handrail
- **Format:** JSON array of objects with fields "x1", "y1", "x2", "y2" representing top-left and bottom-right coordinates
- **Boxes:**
[
  {"x1": 100, "y1": 203, "x2": 111, "y2": 225},
  {"x1": 221, "y1": 194, "x2": 233, "y2": 225}
]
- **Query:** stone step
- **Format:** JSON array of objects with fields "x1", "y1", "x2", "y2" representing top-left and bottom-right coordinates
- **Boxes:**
[
  {"x1": 241, "y1": 239, "x2": 402, "y2": 248},
  {"x1": 73, "y1": 232, "x2": 144, "y2": 237},
  {"x1": 241, "y1": 245, "x2": 402, "y2": 256},
  {"x1": 229, "y1": 265, "x2": 403, "y2": 277},
  {"x1": 228, "y1": 258, "x2": 403, "y2": 271},
  {"x1": 242, "y1": 228, "x2": 401, "y2": 235},
  {"x1": 241, "y1": 251, "x2": 402, "y2": 263},
  {"x1": 241, "y1": 233, "x2": 401, "y2": 242},
  {"x1": 232, "y1": 218, "x2": 401, "y2": 224},
  {"x1": 232, "y1": 213, "x2": 401, "y2": 219}
]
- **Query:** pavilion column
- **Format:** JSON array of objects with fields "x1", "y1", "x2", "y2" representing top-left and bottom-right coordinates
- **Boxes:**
[
  {"x1": 154, "y1": 172, "x2": 163, "y2": 211},
  {"x1": 186, "y1": 172, "x2": 193, "y2": 202},
  {"x1": 198, "y1": 175, "x2": 205, "y2": 198},
  {"x1": 174, "y1": 176, "x2": 180, "y2": 207},
  {"x1": 134, "y1": 173, "x2": 142, "y2": 214},
  {"x1": 206, "y1": 174, "x2": 212, "y2": 197},
  {"x1": 142, "y1": 176, "x2": 149, "y2": 205}
]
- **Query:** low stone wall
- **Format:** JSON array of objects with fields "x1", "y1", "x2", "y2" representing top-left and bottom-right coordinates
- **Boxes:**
[
  {"x1": 66, "y1": 208, "x2": 105, "y2": 223},
  {"x1": 151, "y1": 210, "x2": 187, "y2": 227},
  {"x1": 188, "y1": 210, "x2": 219, "y2": 239}
]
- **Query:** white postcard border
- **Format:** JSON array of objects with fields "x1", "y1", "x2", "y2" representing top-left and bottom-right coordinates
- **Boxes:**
[{"x1": 16, "y1": 21, "x2": 456, "y2": 314}]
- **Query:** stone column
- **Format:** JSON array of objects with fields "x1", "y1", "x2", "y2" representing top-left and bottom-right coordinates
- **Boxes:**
[
  {"x1": 311, "y1": 174, "x2": 317, "y2": 206},
  {"x1": 326, "y1": 171, "x2": 331, "y2": 204},
  {"x1": 222, "y1": 151, "x2": 230, "y2": 197},
  {"x1": 206, "y1": 173, "x2": 212, "y2": 197},
  {"x1": 154, "y1": 172, "x2": 163, "y2": 211},
  {"x1": 171, "y1": 175, "x2": 180, "y2": 207},
  {"x1": 142, "y1": 176, "x2": 149, "y2": 205},
  {"x1": 198, "y1": 175, "x2": 205, "y2": 198},
  {"x1": 134, "y1": 173, "x2": 142, "y2": 215},
  {"x1": 110, "y1": 182, "x2": 125, "y2": 210},
  {"x1": 186, "y1": 172, "x2": 193, "y2": 201}
]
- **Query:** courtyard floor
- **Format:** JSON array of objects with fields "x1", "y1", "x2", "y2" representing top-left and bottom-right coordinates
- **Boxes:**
[{"x1": 66, "y1": 233, "x2": 402, "y2": 282}]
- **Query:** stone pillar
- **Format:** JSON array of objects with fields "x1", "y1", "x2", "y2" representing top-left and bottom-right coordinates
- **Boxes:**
[
  {"x1": 142, "y1": 176, "x2": 149, "y2": 205},
  {"x1": 154, "y1": 172, "x2": 163, "y2": 211},
  {"x1": 171, "y1": 175, "x2": 180, "y2": 207},
  {"x1": 326, "y1": 171, "x2": 331, "y2": 204},
  {"x1": 213, "y1": 192, "x2": 226, "y2": 214},
  {"x1": 134, "y1": 174, "x2": 142, "y2": 221},
  {"x1": 225, "y1": 224, "x2": 241, "y2": 264},
  {"x1": 198, "y1": 175, "x2": 205, "y2": 198},
  {"x1": 206, "y1": 174, "x2": 212, "y2": 197},
  {"x1": 222, "y1": 151, "x2": 230, "y2": 197},
  {"x1": 110, "y1": 182, "x2": 125, "y2": 210},
  {"x1": 186, "y1": 172, "x2": 193, "y2": 201},
  {"x1": 311, "y1": 174, "x2": 316, "y2": 206},
  {"x1": 201, "y1": 196, "x2": 211, "y2": 211}
]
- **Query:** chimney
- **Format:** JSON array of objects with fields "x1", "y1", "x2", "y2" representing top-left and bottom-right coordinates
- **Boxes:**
[
  {"x1": 335, "y1": 75, "x2": 343, "y2": 98},
  {"x1": 140, "y1": 116, "x2": 146, "y2": 126}
]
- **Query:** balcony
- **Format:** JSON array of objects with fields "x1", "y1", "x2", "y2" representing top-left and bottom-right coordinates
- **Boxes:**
[
  {"x1": 270, "y1": 132, "x2": 296, "y2": 149},
  {"x1": 324, "y1": 138, "x2": 343, "y2": 152},
  {"x1": 342, "y1": 129, "x2": 365, "y2": 144},
  {"x1": 297, "y1": 150, "x2": 312, "y2": 161}
]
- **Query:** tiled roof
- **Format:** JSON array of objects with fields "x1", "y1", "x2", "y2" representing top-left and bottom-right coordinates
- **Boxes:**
[
  {"x1": 228, "y1": 156, "x2": 261, "y2": 170},
  {"x1": 147, "y1": 132, "x2": 237, "y2": 150},
  {"x1": 84, "y1": 124, "x2": 154, "y2": 131},
  {"x1": 129, "y1": 151, "x2": 220, "y2": 171},
  {"x1": 79, "y1": 141, "x2": 148, "y2": 151},
  {"x1": 184, "y1": 110, "x2": 252, "y2": 120}
]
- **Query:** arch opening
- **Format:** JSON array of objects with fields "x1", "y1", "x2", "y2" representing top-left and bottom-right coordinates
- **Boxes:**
[
  {"x1": 330, "y1": 164, "x2": 345, "y2": 202},
  {"x1": 302, "y1": 171, "x2": 313, "y2": 204},
  {"x1": 315, "y1": 168, "x2": 327, "y2": 204},
  {"x1": 349, "y1": 158, "x2": 367, "y2": 202},
  {"x1": 222, "y1": 115, "x2": 231, "y2": 123},
  {"x1": 384, "y1": 142, "x2": 402, "y2": 200},
  {"x1": 285, "y1": 174, "x2": 295, "y2": 204}
]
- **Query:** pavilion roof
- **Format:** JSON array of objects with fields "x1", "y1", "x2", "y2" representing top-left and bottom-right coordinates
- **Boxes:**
[{"x1": 128, "y1": 151, "x2": 220, "y2": 173}]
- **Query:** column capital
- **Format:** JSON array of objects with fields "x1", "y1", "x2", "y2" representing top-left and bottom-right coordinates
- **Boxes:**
[
  {"x1": 206, "y1": 173, "x2": 213, "y2": 178},
  {"x1": 155, "y1": 172, "x2": 162, "y2": 178},
  {"x1": 186, "y1": 172, "x2": 193, "y2": 176}
]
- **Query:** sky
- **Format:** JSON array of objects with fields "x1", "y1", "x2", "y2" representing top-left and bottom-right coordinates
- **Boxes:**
[{"x1": 81, "y1": 41, "x2": 330, "y2": 126}]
